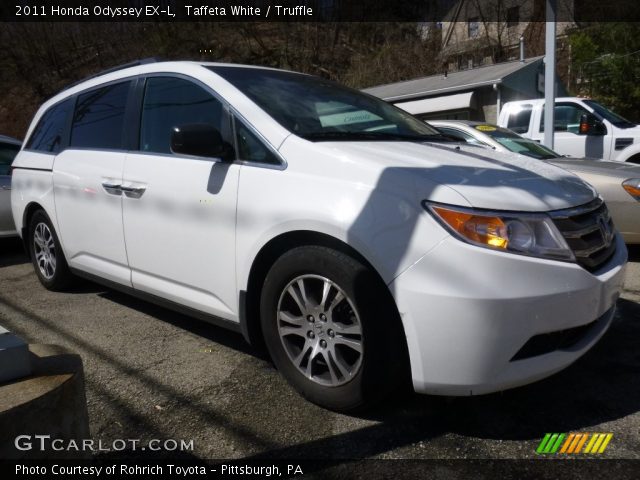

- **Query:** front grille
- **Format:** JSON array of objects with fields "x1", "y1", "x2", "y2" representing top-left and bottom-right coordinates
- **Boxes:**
[{"x1": 550, "y1": 198, "x2": 616, "y2": 272}]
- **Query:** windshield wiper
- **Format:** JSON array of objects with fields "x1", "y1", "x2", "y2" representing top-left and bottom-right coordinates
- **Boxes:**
[{"x1": 302, "y1": 131, "x2": 449, "y2": 142}]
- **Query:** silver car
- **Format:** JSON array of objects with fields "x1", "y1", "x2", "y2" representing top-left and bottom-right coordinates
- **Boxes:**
[
  {"x1": 431, "y1": 120, "x2": 640, "y2": 244},
  {"x1": 0, "y1": 135, "x2": 21, "y2": 237}
]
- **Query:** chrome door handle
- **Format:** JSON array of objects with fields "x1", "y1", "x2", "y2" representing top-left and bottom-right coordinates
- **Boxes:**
[
  {"x1": 101, "y1": 182, "x2": 122, "y2": 195},
  {"x1": 120, "y1": 185, "x2": 146, "y2": 198},
  {"x1": 0, "y1": 185, "x2": 10, "y2": 190}
]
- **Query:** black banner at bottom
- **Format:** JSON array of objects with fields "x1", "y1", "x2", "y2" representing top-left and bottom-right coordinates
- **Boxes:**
[{"x1": 4, "y1": 459, "x2": 640, "y2": 480}]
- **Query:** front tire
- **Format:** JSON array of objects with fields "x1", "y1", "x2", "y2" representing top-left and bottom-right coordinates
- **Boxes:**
[
  {"x1": 260, "y1": 245, "x2": 407, "y2": 411},
  {"x1": 28, "y1": 210, "x2": 74, "y2": 291}
]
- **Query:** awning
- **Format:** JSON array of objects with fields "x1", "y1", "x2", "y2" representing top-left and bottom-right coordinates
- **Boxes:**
[{"x1": 394, "y1": 92, "x2": 476, "y2": 115}]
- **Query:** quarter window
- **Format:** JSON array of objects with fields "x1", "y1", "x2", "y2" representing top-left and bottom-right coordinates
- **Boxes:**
[
  {"x1": 235, "y1": 118, "x2": 280, "y2": 165},
  {"x1": 26, "y1": 98, "x2": 73, "y2": 154},
  {"x1": 71, "y1": 82, "x2": 131, "y2": 150},
  {"x1": 140, "y1": 77, "x2": 225, "y2": 155}
]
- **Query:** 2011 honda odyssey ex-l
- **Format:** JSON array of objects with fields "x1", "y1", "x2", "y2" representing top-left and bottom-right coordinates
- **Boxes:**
[{"x1": 11, "y1": 60, "x2": 627, "y2": 411}]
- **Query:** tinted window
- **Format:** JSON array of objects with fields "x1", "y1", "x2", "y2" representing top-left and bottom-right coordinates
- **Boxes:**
[
  {"x1": 140, "y1": 77, "x2": 224, "y2": 154},
  {"x1": 0, "y1": 142, "x2": 20, "y2": 175},
  {"x1": 26, "y1": 99, "x2": 72, "y2": 153},
  {"x1": 235, "y1": 118, "x2": 280, "y2": 164},
  {"x1": 540, "y1": 103, "x2": 589, "y2": 133},
  {"x1": 71, "y1": 82, "x2": 131, "y2": 149},
  {"x1": 506, "y1": 105, "x2": 532, "y2": 133}
]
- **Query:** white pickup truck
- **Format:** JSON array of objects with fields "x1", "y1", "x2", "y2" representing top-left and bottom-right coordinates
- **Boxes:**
[{"x1": 497, "y1": 97, "x2": 640, "y2": 163}]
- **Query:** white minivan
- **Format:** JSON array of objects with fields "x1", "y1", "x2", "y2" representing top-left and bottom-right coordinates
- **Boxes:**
[{"x1": 11, "y1": 61, "x2": 627, "y2": 411}]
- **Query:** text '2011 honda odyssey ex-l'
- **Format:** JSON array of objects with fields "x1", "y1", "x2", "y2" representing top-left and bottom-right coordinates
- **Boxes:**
[{"x1": 11, "y1": 60, "x2": 627, "y2": 411}]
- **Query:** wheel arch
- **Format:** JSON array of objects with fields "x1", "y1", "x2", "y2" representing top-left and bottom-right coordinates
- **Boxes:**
[
  {"x1": 20, "y1": 201, "x2": 48, "y2": 258},
  {"x1": 240, "y1": 230, "x2": 403, "y2": 352}
]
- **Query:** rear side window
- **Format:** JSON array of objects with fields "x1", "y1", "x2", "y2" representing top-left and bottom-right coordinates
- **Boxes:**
[
  {"x1": 25, "y1": 98, "x2": 72, "y2": 154},
  {"x1": 0, "y1": 142, "x2": 20, "y2": 175},
  {"x1": 506, "y1": 105, "x2": 532, "y2": 133},
  {"x1": 140, "y1": 77, "x2": 224, "y2": 154},
  {"x1": 70, "y1": 81, "x2": 131, "y2": 150}
]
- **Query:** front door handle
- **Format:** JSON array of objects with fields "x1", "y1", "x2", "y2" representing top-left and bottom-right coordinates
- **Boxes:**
[
  {"x1": 101, "y1": 182, "x2": 122, "y2": 195},
  {"x1": 120, "y1": 185, "x2": 146, "y2": 198}
]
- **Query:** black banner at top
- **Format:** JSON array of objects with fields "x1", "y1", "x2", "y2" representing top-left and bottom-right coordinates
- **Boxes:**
[{"x1": 1, "y1": 0, "x2": 640, "y2": 23}]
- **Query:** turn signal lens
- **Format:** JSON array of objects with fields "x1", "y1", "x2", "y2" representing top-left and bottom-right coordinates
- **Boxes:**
[
  {"x1": 432, "y1": 206, "x2": 508, "y2": 249},
  {"x1": 622, "y1": 179, "x2": 640, "y2": 200}
]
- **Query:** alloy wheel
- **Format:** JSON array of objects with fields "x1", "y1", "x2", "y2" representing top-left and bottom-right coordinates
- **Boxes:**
[{"x1": 276, "y1": 274, "x2": 363, "y2": 387}]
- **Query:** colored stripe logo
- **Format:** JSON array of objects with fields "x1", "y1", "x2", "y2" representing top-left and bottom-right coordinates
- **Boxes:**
[{"x1": 536, "y1": 433, "x2": 613, "y2": 455}]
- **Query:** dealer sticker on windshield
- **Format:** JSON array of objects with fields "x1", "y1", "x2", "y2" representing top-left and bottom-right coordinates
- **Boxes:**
[{"x1": 475, "y1": 125, "x2": 497, "y2": 132}]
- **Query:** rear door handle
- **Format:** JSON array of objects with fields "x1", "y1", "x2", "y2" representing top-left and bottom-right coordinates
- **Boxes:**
[
  {"x1": 120, "y1": 185, "x2": 146, "y2": 198},
  {"x1": 101, "y1": 182, "x2": 122, "y2": 195}
]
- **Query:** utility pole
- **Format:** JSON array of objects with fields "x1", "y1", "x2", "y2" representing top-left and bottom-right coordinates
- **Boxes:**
[{"x1": 543, "y1": 0, "x2": 556, "y2": 149}]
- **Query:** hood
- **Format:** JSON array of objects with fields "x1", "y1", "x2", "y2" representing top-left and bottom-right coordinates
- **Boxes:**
[
  {"x1": 322, "y1": 141, "x2": 597, "y2": 212},
  {"x1": 551, "y1": 158, "x2": 640, "y2": 179}
]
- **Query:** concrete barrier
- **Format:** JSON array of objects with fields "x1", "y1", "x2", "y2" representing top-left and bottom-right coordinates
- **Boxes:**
[{"x1": 0, "y1": 344, "x2": 90, "y2": 459}]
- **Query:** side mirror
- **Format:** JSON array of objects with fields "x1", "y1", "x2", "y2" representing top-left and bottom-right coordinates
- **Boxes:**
[
  {"x1": 579, "y1": 113, "x2": 606, "y2": 136},
  {"x1": 170, "y1": 123, "x2": 232, "y2": 159}
]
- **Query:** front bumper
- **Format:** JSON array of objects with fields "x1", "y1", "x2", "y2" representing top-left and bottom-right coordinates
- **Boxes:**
[{"x1": 390, "y1": 232, "x2": 627, "y2": 396}]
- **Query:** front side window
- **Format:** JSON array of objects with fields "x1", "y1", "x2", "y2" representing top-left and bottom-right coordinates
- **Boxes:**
[
  {"x1": 209, "y1": 66, "x2": 443, "y2": 143},
  {"x1": 0, "y1": 142, "x2": 20, "y2": 175},
  {"x1": 26, "y1": 98, "x2": 73, "y2": 154},
  {"x1": 71, "y1": 82, "x2": 131, "y2": 149},
  {"x1": 540, "y1": 103, "x2": 590, "y2": 134},
  {"x1": 140, "y1": 77, "x2": 225, "y2": 154},
  {"x1": 506, "y1": 105, "x2": 532, "y2": 133}
]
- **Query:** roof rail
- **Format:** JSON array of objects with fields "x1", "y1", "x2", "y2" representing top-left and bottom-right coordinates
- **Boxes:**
[{"x1": 61, "y1": 57, "x2": 163, "y2": 91}]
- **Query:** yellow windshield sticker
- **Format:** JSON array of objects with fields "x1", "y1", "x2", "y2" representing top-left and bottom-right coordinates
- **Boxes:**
[{"x1": 475, "y1": 125, "x2": 497, "y2": 132}]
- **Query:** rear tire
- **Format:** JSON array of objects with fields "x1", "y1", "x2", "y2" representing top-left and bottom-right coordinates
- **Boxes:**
[
  {"x1": 28, "y1": 210, "x2": 74, "y2": 291},
  {"x1": 260, "y1": 245, "x2": 407, "y2": 411}
]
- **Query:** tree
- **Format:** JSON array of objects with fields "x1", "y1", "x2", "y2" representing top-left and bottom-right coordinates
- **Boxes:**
[{"x1": 568, "y1": 23, "x2": 640, "y2": 122}]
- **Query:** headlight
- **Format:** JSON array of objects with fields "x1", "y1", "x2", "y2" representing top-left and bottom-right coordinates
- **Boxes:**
[
  {"x1": 424, "y1": 202, "x2": 575, "y2": 262},
  {"x1": 622, "y1": 178, "x2": 640, "y2": 201}
]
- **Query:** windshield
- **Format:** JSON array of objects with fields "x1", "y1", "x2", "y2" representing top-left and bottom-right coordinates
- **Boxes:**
[
  {"x1": 583, "y1": 100, "x2": 635, "y2": 128},
  {"x1": 474, "y1": 125, "x2": 559, "y2": 160},
  {"x1": 208, "y1": 66, "x2": 446, "y2": 142},
  {"x1": 0, "y1": 142, "x2": 20, "y2": 176}
]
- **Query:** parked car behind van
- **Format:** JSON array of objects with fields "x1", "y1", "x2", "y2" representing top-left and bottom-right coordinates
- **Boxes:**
[
  {"x1": 11, "y1": 61, "x2": 627, "y2": 411},
  {"x1": 0, "y1": 135, "x2": 21, "y2": 237},
  {"x1": 431, "y1": 120, "x2": 640, "y2": 244}
]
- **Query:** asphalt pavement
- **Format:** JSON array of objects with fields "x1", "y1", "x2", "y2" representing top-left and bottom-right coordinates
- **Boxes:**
[{"x1": 0, "y1": 237, "x2": 639, "y2": 461}]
